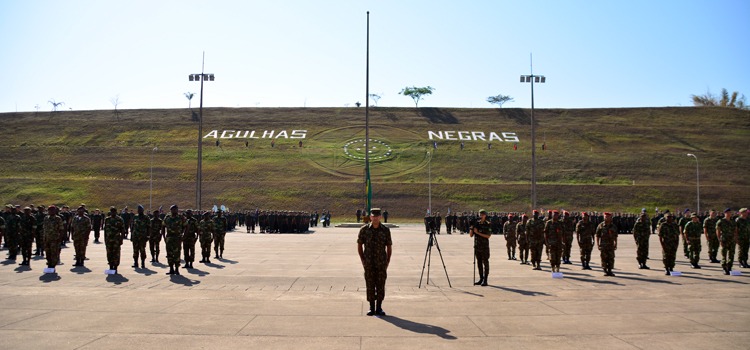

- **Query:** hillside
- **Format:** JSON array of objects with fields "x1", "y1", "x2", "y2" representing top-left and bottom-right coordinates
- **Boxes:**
[{"x1": 1, "y1": 106, "x2": 748, "y2": 219}]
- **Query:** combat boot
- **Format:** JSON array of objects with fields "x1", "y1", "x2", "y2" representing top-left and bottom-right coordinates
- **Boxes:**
[
  {"x1": 174, "y1": 266, "x2": 180, "y2": 275},
  {"x1": 132, "y1": 259, "x2": 139, "y2": 268},
  {"x1": 665, "y1": 268, "x2": 670, "y2": 276},
  {"x1": 474, "y1": 277, "x2": 484, "y2": 285},
  {"x1": 375, "y1": 300, "x2": 386, "y2": 316},
  {"x1": 481, "y1": 275, "x2": 488, "y2": 286},
  {"x1": 141, "y1": 259, "x2": 145, "y2": 269},
  {"x1": 367, "y1": 301, "x2": 375, "y2": 316},
  {"x1": 166, "y1": 265, "x2": 174, "y2": 275},
  {"x1": 642, "y1": 263, "x2": 649, "y2": 269}
]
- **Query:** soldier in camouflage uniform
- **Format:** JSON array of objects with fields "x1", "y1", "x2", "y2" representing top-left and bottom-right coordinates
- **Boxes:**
[
  {"x1": 149, "y1": 210, "x2": 164, "y2": 263},
  {"x1": 357, "y1": 208, "x2": 392, "y2": 316},
  {"x1": 163, "y1": 205, "x2": 184, "y2": 275},
  {"x1": 71, "y1": 206, "x2": 92, "y2": 267},
  {"x1": 576, "y1": 212, "x2": 596, "y2": 270},
  {"x1": 516, "y1": 214, "x2": 529, "y2": 265},
  {"x1": 736, "y1": 208, "x2": 749, "y2": 268},
  {"x1": 526, "y1": 210, "x2": 545, "y2": 270},
  {"x1": 4, "y1": 206, "x2": 21, "y2": 260},
  {"x1": 595, "y1": 212, "x2": 618, "y2": 276},
  {"x1": 561, "y1": 211, "x2": 575, "y2": 264},
  {"x1": 199, "y1": 212, "x2": 215, "y2": 263},
  {"x1": 544, "y1": 211, "x2": 564, "y2": 273},
  {"x1": 19, "y1": 207, "x2": 37, "y2": 266},
  {"x1": 658, "y1": 212, "x2": 680, "y2": 275},
  {"x1": 503, "y1": 214, "x2": 517, "y2": 260},
  {"x1": 104, "y1": 207, "x2": 125, "y2": 273},
  {"x1": 182, "y1": 209, "x2": 198, "y2": 269},
  {"x1": 632, "y1": 211, "x2": 651, "y2": 269},
  {"x1": 0, "y1": 210, "x2": 4, "y2": 252},
  {"x1": 34, "y1": 205, "x2": 45, "y2": 256},
  {"x1": 213, "y1": 209, "x2": 228, "y2": 259},
  {"x1": 703, "y1": 210, "x2": 720, "y2": 263},
  {"x1": 716, "y1": 208, "x2": 737, "y2": 275},
  {"x1": 678, "y1": 209, "x2": 692, "y2": 259},
  {"x1": 43, "y1": 206, "x2": 65, "y2": 268},
  {"x1": 470, "y1": 209, "x2": 492, "y2": 285},
  {"x1": 130, "y1": 206, "x2": 150, "y2": 269},
  {"x1": 684, "y1": 213, "x2": 703, "y2": 269}
]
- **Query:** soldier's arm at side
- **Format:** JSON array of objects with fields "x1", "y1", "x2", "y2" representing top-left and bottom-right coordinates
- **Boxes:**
[
  {"x1": 357, "y1": 243, "x2": 365, "y2": 267},
  {"x1": 386, "y1": 244, "x2": 392, "y2": 269}
]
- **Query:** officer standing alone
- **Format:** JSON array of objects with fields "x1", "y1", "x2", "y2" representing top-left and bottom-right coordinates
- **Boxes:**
[{"x1": 357, "y1": 208, "x2": 392, "y2": 316}]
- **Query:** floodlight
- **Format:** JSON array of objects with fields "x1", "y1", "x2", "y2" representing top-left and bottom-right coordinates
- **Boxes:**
[
  {"x1": 540, "y1": 76, "x2": 546, "y2": 83},
  {"x1": 209, "y1": 74, "x2": 215, "y2": 81},
  {"x1": 534, "y1": 76, "x2": 540, "y2": 83},
  {"x1": 520, "y1": 76, "x2": 525, "y2": 82},
  {"x1": 189, "y1": 75, "x2": 194, "y2": 81}
]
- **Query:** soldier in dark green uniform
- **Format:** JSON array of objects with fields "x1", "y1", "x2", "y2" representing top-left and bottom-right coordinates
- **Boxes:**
[
  {"x1": 34, "y1": 205, "x2": 45, "y2": 256},
  {"x1": 526, "y1": 210, "x2": 545, "y2": 270},
  {"x1": 736, "y1": 208, "x2": 749, "y2": 268},
  {"x1": 213, "y1": 209, "x2": 228, "y2": 259},
  {"x1": 561, "y1": 211, "x2": 575, "y2": 264},
  {"x1": 4, "y1": 206, "x2": 21, "y2": 260},
  {"x1": 199, "y1": 212, "x2": 215, "y2": 264},
  {"x1": 131, "y1": 205, "x2": 150, "y2": 269},
  {"x1": 71, "y1": 206, "x2": 91, "y2": 267},
  {"x1": 678, "y1": 209, "x2": 692, "y2": 259},
  {"x1": 544, "y1": 211, "x2": 563, "y2": 273},
  {"x1": 595, "y1": 212, "x2": 618, "y2": 276},
  {"x1": 104, "y1": 207, "x2": 125, "y2": 273},
  {"x1": 658, "y1": 212, "x2": 680, "y2": 275},
  {"x1": 182, "y1": 209, "x2": 198, "y2": 269},
  {"x1": 576, "y1": 212, "x2": 595, "y2": 270},
  {"x1": 516, "y1": 214, "x2": 529, "y2": 265},
  {"x1": 19, "y1": 207, "x2": 37, "y2": 266},
  {"x1": 703, "y1": 210, "x2": 720, "y2": 263},
  {"x1": 149, "y1": 210, "x2": 164, "y2": 263},
  {"x1": 684, "y1": 213, "x2": 703, "y2": 269},
  {"x1": 43, "y1": 206, "x2": 64, "y2": 269},
  {"x1": 716, "y1": 208, "x2": 737, "y2": 275},
  {"x1": 470, "y1": 209, "x2": 492, "y2": 286},
  {"x1": 163, "y1": 205, "x2": 184, "y2": 275},
  {"x1": 357, "y1": 208, "x2": 392, "y2": 316},
  {"x1": 632, "y1": 211, "x2": 651, "y2": 269},
  {"x1": 503, "y1": 214, "x2": 517, "y2": 260}
]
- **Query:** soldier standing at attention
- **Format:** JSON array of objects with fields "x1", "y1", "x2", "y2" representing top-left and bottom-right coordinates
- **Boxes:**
[
  {"x1": 658, "y1": 212, "x2": 680, "y2": 275},
  {"x1": 199, "y1": 212, "x2": 215, "y2": 264},
  {"x1": 632, "y1": 211, "x2": 651, "y2": 269},
  {"x1": 71, "y1": 206, "x2": 91, "y2": 267},
  {"x1": 735, "y1": 208, "x2": 750, "y2": 268},
  {"x1": 503, "y1": 214, "x2": 517, "y2": 260},
  {"x1": 526, "y1": 210, "x2": 545, "y2": 271},
  {"x1": 104, "y1": 207, "x2": 125, "y2": 274},
  {"x1": 561, "y1": 211, "x2": 575, "y2": 264},
  {"x1": 716, "y1": 208, "x2": 737, "y2": 275},
  {"x1": 357, "y1": 208, "x2": 392, "y2": 316},
  {"x1": 183, "y1": 209, "x2": 198, "y2": 269},
  {"x1": 576, "y1": 212, "x2": 596, "y2": 270},
  {"x1": 595, "y1": 212, "x2": 618, "y2": 276},
  {"x1": 42, "y1": 206, "x2": 64, "y2": 269},
  {"x1": 214, "y1": 209, "x2": 228, "y2": 259},
  {"x1": 149, "y1": 210, "x2": 164, "y2": 263},
  {"x1": 131, "y1": 205, "x2": 150, "y2": 269},
  {"x1": 544, "y1": 210, "x2": 564, "y2": 273},
  {"x1": 34, "y1": 205, "x2": 45, "y2": 256},
  {"x1": 678, "y1": 209, "x2": 692, "y2": 259},
  {"x1": 684, "y1": 213, "x2": 703, "y2": 269},
  {"x1": 163, "y1": 205, "x2": 184, "y2": 275},
  {"x1": 516, "y1": 214, "x2": 529, "y2": 265},
  {"x1": 4, "y1": 206, "x2": 21, "y2": 260},
  {"x1": 703, "y1": 210, "x2": 720, "y2": 263},
  {"x1": 19, "y1": 207, "x2": 37, "y2": 266},
  {"x1": 470, "y1": 209, "x2": 492, "y2": 286},
  {"x1": 91, "y1": 209, "x2": 104, "y2": 243}
]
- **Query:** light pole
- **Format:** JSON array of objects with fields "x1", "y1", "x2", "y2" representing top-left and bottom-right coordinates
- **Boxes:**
[
  {"x1": 427, "y1": 151, "x2": 432, "y2": 214},
  {"x1": 188, "y1": 52, "x2": 214, "y2": 211},
  {"x1": 687, "y1": 153, "x2": 700, "y2": 214},
  {"x1": 149, "y1": 146, "x2": 158, "y2": 212},
  {"x1": 520, "y1": 64, "x2": 546, "y2": 210}
]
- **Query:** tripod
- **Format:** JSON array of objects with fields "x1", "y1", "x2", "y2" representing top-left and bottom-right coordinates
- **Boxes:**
[{"x1": 419, "y1": 230, "x2": 452, "y2": 288}]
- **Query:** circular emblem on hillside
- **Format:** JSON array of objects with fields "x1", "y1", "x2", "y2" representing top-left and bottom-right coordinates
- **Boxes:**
[{"x1": 343, "y1": 139, "x2": 393, "y2": 161}]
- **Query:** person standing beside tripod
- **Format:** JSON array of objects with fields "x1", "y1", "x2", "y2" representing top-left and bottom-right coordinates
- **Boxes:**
[
  {"x1": 357, "y1": 208, "x2": 392, "y2": 316},
  {"x1": 470, "y1": 209, "x2": 492, "y2": 286}
]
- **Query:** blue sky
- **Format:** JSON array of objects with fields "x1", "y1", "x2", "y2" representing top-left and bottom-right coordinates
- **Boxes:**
[{"x1": 1, "y1": 0, "x2": 748, "y2": 112}]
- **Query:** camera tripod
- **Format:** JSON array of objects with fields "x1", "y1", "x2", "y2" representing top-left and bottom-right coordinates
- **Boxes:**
[{"x1": 419, "y1": 230, "x2": 452, "y2": 288}]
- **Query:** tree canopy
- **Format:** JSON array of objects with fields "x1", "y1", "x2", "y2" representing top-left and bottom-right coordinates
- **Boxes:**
[{"x1": 399, "y1": 86, "x2": 435, "y2": 107}]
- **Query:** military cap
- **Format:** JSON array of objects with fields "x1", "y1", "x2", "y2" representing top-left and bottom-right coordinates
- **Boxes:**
[
  {"x1": 552, "y1": 210, "x2": 559, "y2": 214},
  {"x1": 532, "y1": 210, "x2": 539, "y2": 214},
  {"x1": 170, "y1": 204, "x2": 178, "y2": 210},
  {"x1": 137, "y1": 204, "x2": 144, "y2": 210},
  {"x1": 370, "y1": 208, "x2": 381, "y2": 216},
  {"x1": 77, "y1": 206, "x2": 85, "y2": 211},
  {"x1": 690, "y1": 213, "x2": 698, "y2": 218},
  {"x1": 478, "y1": 209, "x2": 487, "y2": 215},
  {"x1": 582, "y1": 212, "x2": 589, "y2": 217},
  {"x1": 664, "y1": 209, "x2": 670, "y2": 213},
  {"x1": 724, "y1": 208, "x2": 732, "y2": 213},
  {"x1": 563, "y1": 210, "x2": 570, "y2": 215},
  {"x1": 603, "y1": 212, "x2": 612, "y2": 216},
  {"x1": 186, "y1": 209, "x2": 193, "y2": 213},
  {"x1": 48, "y1": 205, "x2": 57, "y2": 210},
  {"x1": 740, "y1": 208, "x2": 748, "y2": 213},
  {"x1": 521, "y1": 213, "x2": 528, "y2": 218},
  {"x1": 666, "y1": 212, "x2": 675, "y2": 217},
  {"x1": 110, "y1": 206, "x2": 117, "y2": 212},
  {"x1": 23, "y1": 207, "x2": 31, "y2": 211},
  {"x1": 684, "y1": 208, "x2": 691, "y2": 213},
  {"x1": 641, "y1": 208, "x2": 647, "y2": 213}
]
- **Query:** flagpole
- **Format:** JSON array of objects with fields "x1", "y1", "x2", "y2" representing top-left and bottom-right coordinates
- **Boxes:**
[{"x1": 364, "y1": 11, "x2": 372, "y2": 216}]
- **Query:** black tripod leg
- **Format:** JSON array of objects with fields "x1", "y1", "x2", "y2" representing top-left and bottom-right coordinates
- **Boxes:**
[
  {"x1": 418, "y1": 235, "x2": 433, "y2": 288},
  {"x1": 432, "y1": 235, "x2": 452, "y2": 287}
]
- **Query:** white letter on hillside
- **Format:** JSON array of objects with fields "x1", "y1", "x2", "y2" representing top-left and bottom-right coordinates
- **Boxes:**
[
  {"x1": 203, "y1": 130, "x2": 218, "y2": 138},
  {"x1": 428, "y1": 131, "x2": 443, "y2": 140},
  {"x1": 502, "y1": 132, "x2": 519, "y2": 142}
]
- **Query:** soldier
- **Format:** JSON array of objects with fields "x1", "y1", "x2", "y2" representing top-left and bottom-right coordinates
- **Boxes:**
[
  {"x1": 199, "y1": 211, "x2": 215, "y2": 263},
  {"x1": 163, "y1": 205, "x2": 184, "y2": 275},
  {"x1": 131, "y1": 205, "x2": 150, "y2": 269},
  {"x1": 42, "y1": 206, "x2": 64, "y2": 269},
  {"x1": 71, "y1": 206, "x2": 91, "y2": 267},
  {"x1": 716, "y1": 208, "x2": 737, "y2": 275},
  {"x1": 678, "y1": 209, "x2": 692, "y2": 259},
  {"x1": 19, "y1": 207, "x2": 37, "y2": 266},
  {"x1": 595, "y1": 212, "x2": 618, "y2": 276},
  {"x1": 91, "y1": 209, "x2": 104, "y2": 243},
  {"x1": 149, "y1": 210, "x2": 164, "y2": 263},
  {"x1": 356, "y1": 208, "x2": 362, "y2": 223},
  {"x1": 561, "y1": 211, "x2": 575, "y2": 264},
  {"x1": 684, "y1": 213, "x2": 703, "y2": 269},
  {"x1": 576, "y1": 212, "x2": 596, "y2": 270},
  {"x1": 658, "y1": 212, "x2": 680, "y2": 275},
  {"x1": 703, "y1": 210, "x2": 720, "y2": 263},
  {"x1": 357, "y1": 208, "x2": 392, "y2": 316},
  {"x1": 34, "y1": 205, "x2": 45, "y2": 256},
  {"x1": 0, "y1": 206, "x2": 5, "y2": 251},
  {"x1": 213, "y1": 209, "x2": 228, "y2": 259},
  {"x1": 526, "y1": 210, "x2": 545, "y2": 271},
  {"x1": 383, "y1": 209, "x2": 389, "y2": 223},
  {"x1": 104, "y1": 207, "x2": 125, "y2": 273},
  {"x1": 544, "y1": 211, "x2": 564, "y2": 273},
  {"x1": 503, "y1": 214, "x2": 517, "y2": 260},
  {"x1": 183, "y1": 209, "x2": 198, "y2": 269},
  {"x1": 737, "y1": 208, "x2": 750, "y2": 268},
  {"x1": 4, "y1": 206, "x2": 21, "y2": 260},
  {"x1": 632, "y1": 211, "x2": 651, "y2": 269},
  {"x1": 516, "y1": 214, "x2": 529, "y2": 265},
  {"x1": 470, "y1": 209, "x2": 492, "y2": 286}
]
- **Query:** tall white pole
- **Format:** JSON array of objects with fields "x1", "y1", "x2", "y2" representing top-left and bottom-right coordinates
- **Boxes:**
[{"x1": 687, "y1": 153, "x2": 700, "y2": 213}]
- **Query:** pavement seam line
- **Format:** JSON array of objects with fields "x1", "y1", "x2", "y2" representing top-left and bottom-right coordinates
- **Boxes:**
[
  {"x1": 234, "y1": 315, "x2": 257, "y2": 336},
  {"x1": 0, "y1": 309, "x2": 54, "y2": 329},
  {"x1": 540, "y1": 300, "x2": 568, "y2": 315},
  {"x1": 672, "y1": 312, "x2": 724, "y2": 332},
  {"x1": 72, "y1": 333, "x2": 109, "y2": 350},
  {"x1": 610, "y1": 333, "x2": 645, "y2": 350},
  {"x1": 466, "y1": 315, "x2": 488, "y2": 337}
]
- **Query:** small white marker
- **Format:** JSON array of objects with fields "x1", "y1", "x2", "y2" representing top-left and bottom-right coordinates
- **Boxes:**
[
  {"x1": 730, "y1": 270, "x2": 742, "y2": 276},
  {"x1": 104, "y1": 269, "x2": 116, "y2": 275},
  {"x1": 670, "y1": 271, "x2": 682, "y2": 276},
  {"x1": 43, "y1": 268, "x2": 55, "y2": 274},
  {"x1": 552, "y1": 272, "x2": 564, "y2": 279}
]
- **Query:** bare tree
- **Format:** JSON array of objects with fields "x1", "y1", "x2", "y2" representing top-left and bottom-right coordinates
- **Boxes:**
[
  {"x1": 110, "y1": 95, "x2": 121, "y2": 120},
  {"x1": 185, "y1": 92, "x2": 195, "y2": 110},
  {"x1": 34, "y1": 104, "x2": 40, "y2": 116},
  {"x1": 691, "y1": 88, "x2": 747, "y2": 109},
  {"x1": 48, "y1": 99, "x2": 64, "y2": 112},
  {"x1": 369, "y1": 93, "x2": 382, "y2": 107},
  {"x1": 486, "y1": 94, "x2": 514, "y2": 108}
]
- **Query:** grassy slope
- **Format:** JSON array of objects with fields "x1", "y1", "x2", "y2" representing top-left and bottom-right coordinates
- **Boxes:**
[{"x1": 0, "y1": 106, "x2": 748, "y2": 219}]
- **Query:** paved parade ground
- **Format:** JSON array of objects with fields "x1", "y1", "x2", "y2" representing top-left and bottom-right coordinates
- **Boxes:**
[{"x1": 0, "y1": 224, "x2": 748, "y2": 350}]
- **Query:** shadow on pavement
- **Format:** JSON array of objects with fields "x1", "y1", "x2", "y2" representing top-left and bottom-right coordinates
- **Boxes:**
[
  {"x1": 379, "y1": 315, "x2": 457, "y2": 340},
  {"x1": 186, "y1": 268, "x2": 210, "y2": 277},
  {"x1": 679, "y1": 272, "x2": 748, "y2": 284},
  {"x1": 15, "y1": 265, "x2": 32, "y2": 273},
  {"x1": 217, "y1": 258, "x2": 238, "y2": 264},
  {"x1": 562, "y1": 275, "x2": 622, "y2": 286},
  {"x1": 39, "y1": 273, "x2": 61, "y2": 283},
  {"x1": 70, "y1": 266, "x2": 91, "y2": 275},
  {"x1": 615, "y1": 275, "x2": 680, "y2": 284},
  {"x1": 1, "y1": 260, "x2": 17, "y2": 266},
  {"x1": 135, "y1": 267, "x2": 157, "y2": 276},
  {"x1": 488, "y1": 285, "x2": 552, "y2": 296},
  {"x1": 169, "y1": 274, "x2": 200, "y2": 286},
  {"x1": 204, "y1": 262, "x2": 225, "y2": 269},
  {"x1": 106, "y1": 274, "x2": 129, "y2": 285}
]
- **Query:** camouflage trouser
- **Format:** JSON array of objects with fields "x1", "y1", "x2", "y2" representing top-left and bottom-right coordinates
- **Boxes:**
[
  {"x1": 165, "y1": 236, "x2": 181, "y2": 266},
  {"x1": 44, "y1": 236, "x2": 60, "y2": 267},
  {"x1": 579, "y1": 242, "x2": 593, "y2": 264},
  {"x1": 506, "y1": 237, "x2": 516, "y2": 257},
  {"x1": 738, "y1": 235, "x2": 749, "y2": 262},
  {"x1": 707, "y1": 236, "x2": 719, "y2": 260},
  {"x1": 200, "y1": 237, "x2": 213, "y2": 261},
  {"x1": 688, "y1": 238, "x2": 701, "y2": 265},
  {"x1": 518, "y1": 240, "x2": 529, "y2": 261},
  {"x1": 600, "y1": 247, "x2": 615, "y2": 270},
  {"x1": 183, "y1": 238, "x2": 196, "y2": 263},
  {"x1": 73, "y1": 233, "x2": 87, "y2": 260},
  {"x1": 132, "y1": 235, "x2": 147, "y2": 261},
  {"x1": 635, "y1": 237, "x2": 649, "y2": 264},
  {"x1": 475, "y1": 247, "x2": 490, "y2": 277},
  {"x1": 721, "y1": 242, "x2": 736, "y2": 270},
  {"x1": 149, "y1": 237, "x2": 161, "y2": 258},
  {"x1": 105, "y1": 242, "x2": 121, "y2": 268},
  {"x1": 563, "y1": 234, "x2": 574, "y2": 260},
  {"x1": 662, "y1": 243, "x2": 678, "y2": 269},
  {"x1": 214, "y1": 232, "x2": 226, "y2": 255},
  {"x1": 363, "y1": 264, "x2": 387, "y2": 302},
  {"x1": 530, "y1": 242, "x2": 543, "y2": 265},
  {"x1": 35, "y1": 230, "x2": 44, "y2": 254},
  {"x1": 549, "y1": 242, "x2": 562, "y2": 267},
  {"x1": 20, "y1": 235, "x2": 33, "y2": 261},
  {"x1": 5, "y1": 232, "x2": 19, "y2": 257},
  {"x1": 682, "y1": 235, "x2": 689, "y2": 257}
]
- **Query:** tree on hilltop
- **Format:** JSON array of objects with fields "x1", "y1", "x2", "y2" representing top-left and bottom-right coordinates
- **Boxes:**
[
  {"x1": 487, "y1": 94, "x2": 514, "y2": 108},
  {"x1": 692, "y1": 88, "x2": 747, "y2": 109},
  {"x1": 185, "y1": 92, "x2": 196, "y2": 110},
  {"x1": 110, "y1": 95, "x2": 121, "y2": 120},
  {"x1": 399, "y1": 86, "x2": 434, "y2": 108},
  {"x1": 369, "y1": 93, "x2": 382, "y2": 107},
  {"x1": 48, "y1": 99, "x2": 64, "y2": 112}
]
